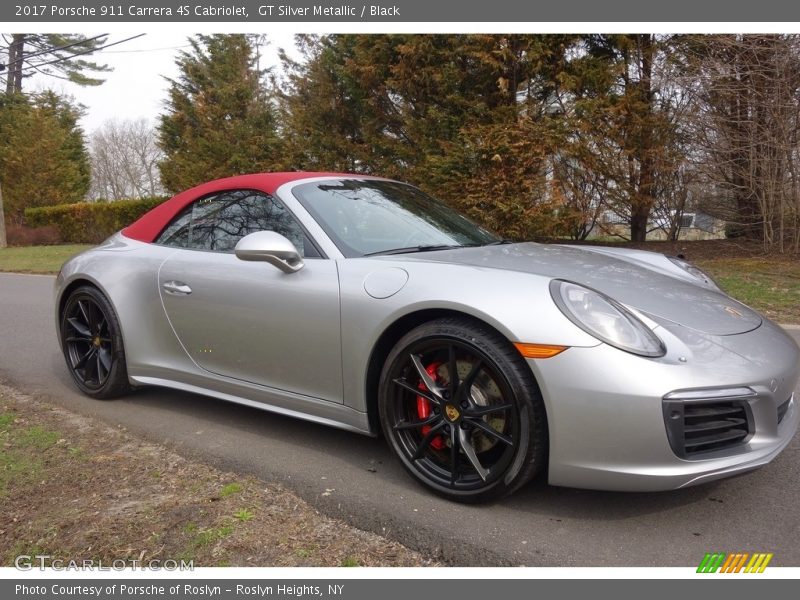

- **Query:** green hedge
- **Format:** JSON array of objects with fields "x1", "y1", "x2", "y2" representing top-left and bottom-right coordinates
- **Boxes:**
[{"x1": 25, "y1": 197, "x2": 167, "y2": 243}]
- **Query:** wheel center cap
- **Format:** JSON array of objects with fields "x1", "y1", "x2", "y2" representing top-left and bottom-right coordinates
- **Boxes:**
[
  {"x1": 444, "y1": 404, "x2": 461, "y2": 422},
  {"x1": 93, "y1": 337, "x2": 101, "y2": 347}
]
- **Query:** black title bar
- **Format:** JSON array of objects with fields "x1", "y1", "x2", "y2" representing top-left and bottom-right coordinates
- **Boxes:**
[{"x1": 5, "y1": 0, "x2": 800, "y2": 22}]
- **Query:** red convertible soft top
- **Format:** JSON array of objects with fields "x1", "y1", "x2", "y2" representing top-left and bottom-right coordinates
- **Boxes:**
[{"x1": 122, "y1": 172, "x2": 354, "y2": 243}]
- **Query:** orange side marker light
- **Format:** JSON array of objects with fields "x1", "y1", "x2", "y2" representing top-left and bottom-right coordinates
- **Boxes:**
[{"x1": 514, "y1": 343, "x2": 568, "y2": 359}]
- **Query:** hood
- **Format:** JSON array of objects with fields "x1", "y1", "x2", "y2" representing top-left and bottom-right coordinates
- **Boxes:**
[{"x1": 402, "y1": 243, "x2": 761, "y2": 336}]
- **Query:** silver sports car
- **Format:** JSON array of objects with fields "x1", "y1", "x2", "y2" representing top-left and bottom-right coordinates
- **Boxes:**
[{"x1": 55, "y1": 172, "x2": 799, "y2": 502}]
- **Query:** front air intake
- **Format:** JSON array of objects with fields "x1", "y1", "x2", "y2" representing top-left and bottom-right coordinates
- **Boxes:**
[{"x1": 663, "y1": 390, "x2": 755, "y2": 458}]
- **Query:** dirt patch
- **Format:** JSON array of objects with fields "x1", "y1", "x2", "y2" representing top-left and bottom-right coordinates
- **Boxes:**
[{"x1": 0, "y1": 382, "x2": 438, "y2": 567}]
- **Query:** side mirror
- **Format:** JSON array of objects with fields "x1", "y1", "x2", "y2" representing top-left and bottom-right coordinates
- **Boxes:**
[{"x1": 234, "y1": 231, "x2": 304, "y2": 274}]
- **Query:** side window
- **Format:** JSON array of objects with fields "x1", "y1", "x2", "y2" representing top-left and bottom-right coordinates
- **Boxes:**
[
  {"x1": 155, "y1": 190, "x2": 319, "y2": 257},
  {"x1": 155, "y1": 205, "x2": 192, "y2": 248}
]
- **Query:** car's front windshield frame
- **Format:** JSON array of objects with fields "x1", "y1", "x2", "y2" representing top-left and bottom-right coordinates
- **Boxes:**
[{"x1": 290, "y1": 178, "x2": 499, "y2": 258}]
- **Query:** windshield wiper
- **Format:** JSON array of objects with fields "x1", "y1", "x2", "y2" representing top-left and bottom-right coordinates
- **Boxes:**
[
  {"x1": 364, "y1": 244, "x2": 463, "y2": 257},
  {"x1": 483, "y1": 239, "x2": 514, "y2": 246}
]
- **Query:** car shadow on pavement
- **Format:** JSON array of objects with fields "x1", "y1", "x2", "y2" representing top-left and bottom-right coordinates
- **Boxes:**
[
  {"x1": 107, "y1": 384, "x2": 728, "y2": 521},
  {"x1": 506, "y1": 474, "x2": 725, "y2": 520}
]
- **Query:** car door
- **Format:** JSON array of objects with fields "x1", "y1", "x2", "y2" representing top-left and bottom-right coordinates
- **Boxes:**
[{"x1": 155, "y1": 189, "x2": 342, "y2": 403}]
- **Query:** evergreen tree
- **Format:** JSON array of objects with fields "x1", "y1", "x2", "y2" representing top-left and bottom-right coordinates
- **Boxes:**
[
  {"x1": 277, "y1": 35, "x2": 369, "y2": 172},
  {"x1": 36, "y1": 90, "x2": 91, "y2": 196},
  {"x1": 3, "y1": 34, "x2": 110, "y2": 94},
  {"x1": 278, "y1": 33, "x2": 798, "y2": 247},
  {"x1": 0, "y1": 92, "x2": 90, "y2": 223},
  {"x1": 158, "y1": 34, "x2": 281, "y2": 192},
  {"x1": 552, "y1": 35, "x2": 689, "y2": 242},
  {"x1": 280, "y1": 34, "x2": 574, "y2": 239}
]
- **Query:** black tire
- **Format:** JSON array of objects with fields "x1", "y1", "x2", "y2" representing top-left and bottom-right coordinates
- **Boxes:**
[
  {"x1": 378, "y1": 317, "x2": 548, "y2": 503},
  {"x1": 59, "y1": 285, "x2": 131, "y2": 399}
]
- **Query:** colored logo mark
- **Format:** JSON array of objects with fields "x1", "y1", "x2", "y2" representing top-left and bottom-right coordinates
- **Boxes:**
[{"x1": 697, "y1": 552, "x2": 773, "y2": 573}]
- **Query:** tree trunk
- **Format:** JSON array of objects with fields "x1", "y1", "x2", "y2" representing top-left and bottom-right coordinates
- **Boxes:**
[
  {"x1": 5, "y1": 39, "x2": 17, "y2": 95},
  {"x1": 640, "y1": 36, "x2": 655, "y2": 243},
  {"x1": 0, "y1": 181, "x2": 7, "y2": 248},
  {"x1": 630, "y1": 205, "x2": 650, "y2": 242},
  {"x1": 629, "y1": 35, "x2": 656, "y2": 244},
  {"x1": 5, "y1": 35, "x2": 26, "y2": 94}
]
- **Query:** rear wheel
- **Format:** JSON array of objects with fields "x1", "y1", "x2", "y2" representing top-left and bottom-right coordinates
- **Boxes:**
[
  {"x1": 60, "y1": 286, "x2": 130, "y2": 399},
  {"x1": 378, "y1": 317, "x2": 547, "y2": 503}
]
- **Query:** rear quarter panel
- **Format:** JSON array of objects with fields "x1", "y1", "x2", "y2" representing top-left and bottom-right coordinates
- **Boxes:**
[{"x1": 55, "y1": 234, "x2": 194, "y2": 380}]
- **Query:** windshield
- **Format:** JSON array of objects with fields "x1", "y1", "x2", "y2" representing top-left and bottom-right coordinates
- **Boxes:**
[{"x1": 291, "y1": 179, "x2": 499, "y2": 257}]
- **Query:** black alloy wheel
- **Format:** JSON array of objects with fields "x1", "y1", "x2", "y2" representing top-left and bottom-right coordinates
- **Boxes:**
[
  {"x1": 379, "y1": 317, "x2": 547, "y2": 503},
  {"x1": 60, "y1": 286, "x2": 130, "y2": 399}
]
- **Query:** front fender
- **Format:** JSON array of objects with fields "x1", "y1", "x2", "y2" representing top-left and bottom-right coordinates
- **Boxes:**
[{"x1": 337, "y1": 258, "x2": 599, "y2": 415}]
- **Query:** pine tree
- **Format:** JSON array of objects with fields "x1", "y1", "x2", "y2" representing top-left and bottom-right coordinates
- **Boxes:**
[
  {"x1": 158, "y1": 34, "x2": 281, "y2": 192},
  {"x1": 3, "y1": 34, "x2": 110, "y2": 94}
]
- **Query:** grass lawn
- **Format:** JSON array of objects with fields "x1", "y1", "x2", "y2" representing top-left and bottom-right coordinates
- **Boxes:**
[
  {"x1": 0, "y1": 244, "x2": 92, "y2": 274},
  {"x1": 0, "y1": 383, "x2": 432, "y2": 567},
  {"x1": 694, "y1": 257, "x2": 800, "y2": 325}
]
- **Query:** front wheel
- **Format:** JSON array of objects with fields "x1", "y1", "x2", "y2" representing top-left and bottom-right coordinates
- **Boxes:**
[
  {"x1": 378, "y1": 317, "x2": 548, "y2": 503},
  {"x1": 59, "y1": 285, "x2": 131, "y2": 399}
]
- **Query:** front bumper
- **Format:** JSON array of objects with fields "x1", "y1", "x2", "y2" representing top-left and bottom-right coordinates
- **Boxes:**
[{"x1": 529, "y1": 318, "x2": 800, "y2": 491}]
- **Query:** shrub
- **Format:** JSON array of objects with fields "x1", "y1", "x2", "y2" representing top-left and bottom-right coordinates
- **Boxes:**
[
  {"x1": 5, "y1": 224, "x2": 62, "y2": 246},
  {"x1": 24, "y1": 197, "x2": 166, "y2": 243},
  {"x1": 724, "y1": 222, "x2": 746, "y2": 239}
]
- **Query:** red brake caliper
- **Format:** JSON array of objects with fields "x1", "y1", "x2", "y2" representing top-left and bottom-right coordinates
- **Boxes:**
[{"x1": 417, "y1": 361, "x2": 446, "y2": 450}]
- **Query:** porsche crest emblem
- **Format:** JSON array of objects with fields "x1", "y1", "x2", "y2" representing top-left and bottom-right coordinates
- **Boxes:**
[{"x1": 445, "y1": 404, "x2": 461, "y2": 421}]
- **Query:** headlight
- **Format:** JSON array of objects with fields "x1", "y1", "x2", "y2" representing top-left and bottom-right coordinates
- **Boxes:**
[
  {"x1": 550, "y1": 280, "x2": 666, "y2": 357},
  {"x1": 667, "y1": 256, "x2": 720, "y2": 291}
]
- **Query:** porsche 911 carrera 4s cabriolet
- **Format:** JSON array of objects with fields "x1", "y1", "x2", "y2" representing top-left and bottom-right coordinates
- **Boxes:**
[{"x1": 55, "y1": 172, "x2": 799, "y2": 502}]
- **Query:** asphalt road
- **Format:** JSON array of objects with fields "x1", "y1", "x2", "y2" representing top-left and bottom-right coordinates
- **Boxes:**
[{"x1": 1, "y1": 271, "x2": 799, "y2": 566}]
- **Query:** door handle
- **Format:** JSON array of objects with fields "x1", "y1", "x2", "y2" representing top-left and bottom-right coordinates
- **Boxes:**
[{"x1": 162, "y1": 280, "x2": 192, "y2": 295}]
